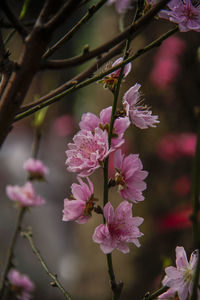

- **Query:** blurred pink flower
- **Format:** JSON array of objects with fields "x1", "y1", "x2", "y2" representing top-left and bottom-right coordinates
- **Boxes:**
[
  {"x1": 114, "y1": 149, "x2": 148, "y2": 203},
  {"x1": 157, "y1": 133, "x2": 196, "y2": 162},
  {"x1": 102, "y1": 57, "x2": 131, "y2": 89},
  {"x1": 8, "y1": 269, "x2": 34, "y2": 300},
  {"x1": 23, "y1": 158, "x2": 49, "y2": 180},
  {"x1": 123, "y1": 84, "x2": 159, "y2": 129},
  {"x1": 173, "y1": 175, "x2": 190, "y2": 197},
  {"x1": 159, "y1": 0, "x2": 200, "y2": 32},
  {"x1": 79, "y1": 106, "x2": 130, "y2": 149},
  {"x1": 63, "y1": 177, "x2": 95, "y2": 224},
  {"x1": 161, "y1": 246, "x2": 199, "y2": 300},
  {"x1": 93, "y1": 201, "x2": 143, "y2": 254},
  {"x1": 108, "y1": 0, "x2": 132, "y2": 14},
  {"x1": 158, "y1": 287, "x2": 177, "y2": 299},
  {"x1": 6, "y1": 182, "x2": 45, "y2": 207},
  {"x1": 52, "y1": 115, "x2": 76, "y2": 137},
  {"x1": 66, "y1": 128, "x2": 110, "y2": 177}
]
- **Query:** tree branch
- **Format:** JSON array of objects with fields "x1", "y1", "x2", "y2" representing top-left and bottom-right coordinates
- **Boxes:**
[
  {"x1": 0, "y1": 0, "x2": 28, "y2": 39},
  {"x1": 15, "y1": 27, "x2": 178, "y2": 122},
  {"x1": 43, "y1": 0, "x2": 107, "y2": 59},
  {"x1": 143, "y1": 286, "x2": 168, "y2": 300},
  {"x1": 41, "y1": 0, "x2": 170, "y2": 69},
  {"x1": 22, "y1": 229, "x2": 72, "y2": 300}
]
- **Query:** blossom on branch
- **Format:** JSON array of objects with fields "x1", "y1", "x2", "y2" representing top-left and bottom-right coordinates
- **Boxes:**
[
  {"x1": 159, "y1": 0, "x2": 200, "y2": 32},
  {"x1": 23, "y1": 158, "x2": 49, "y2": 180},
  {"x1": 123, "y1": 83, "x2": 159, "y2": 129},
  {"x1": 114, "y1": 149, "x2": 148, "y2": 203},
  {"x1": 8, "y1": 269, "x2": 34, "y2": 300},
  {"x1": 66, "y1": 128, "x2": 110, "y2": 177},
  {"x1": 102, "y1": 57, "x2": 131, "y2": 89},
  {"x1": 160, "y1": 246, "x2": 200, "y2": 300},
  {"x1": 93, "y1": 201, "x2": 143, "y2": 254},
  {"x1": 79, "y1": 106, "x2": 130, "y2": 149},
  {"x1": 62, "y1": 177, "x2": 96, "y2": 224},
  {"x1": 6, "y1": 182, "x2": 45, "y2": 207}
]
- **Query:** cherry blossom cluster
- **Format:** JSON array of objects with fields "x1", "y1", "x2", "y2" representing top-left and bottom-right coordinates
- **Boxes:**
[
  {"x1": 6, "y1": 158, "x2": 48, "y2": 207},
  {"x1": 64, "y1": 58, "x2": 159, "y2": 254},
  {"x1": 159, "y1": 246, "x2": 199, "y2": 300},
  {"x1": 7, "y1": 269, "x2": 34, "y2": 300}
]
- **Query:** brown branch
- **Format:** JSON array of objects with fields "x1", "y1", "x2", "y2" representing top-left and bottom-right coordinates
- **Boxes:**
[
  {"x1": 43, "y1": 0, "x2": 107, "y2": 59},
  {"x1": 0, "y1": 0, "x2": 28, "y2": 38},
  {"x1": 41, "y1": 0, "x2": 170, "y2": 69}
]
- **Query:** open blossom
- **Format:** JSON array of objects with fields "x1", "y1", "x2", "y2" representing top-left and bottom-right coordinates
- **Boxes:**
[
  {"x1": 66, "y1": 128, "x2": 110, "y2": 177},
  {"x1": 123, "y1": 83, "x2": 159, "y2": 129},
  {"x1": 114, "y1": 149, "x2": 148, "y2": 203},
  {"x1": 8, "y1": 269, "x2": 34, "y2": 300},
  {"x1": 102, "y1": 57, "x2": 131, "y2": 89},
  {"x1": 63, "y1": 177, "x2": 96, "y2": 224},
  {"x1": 161, "y1": 246, "x2": 200, "y2": 300},
  {"x1": 93, "y1": 201, "x2": 143, "y2": 254},
  {"x1": 6, "y1": 182, "x2": 45, "y2": 207},
  {"x1": 159, "y1": 0, "x2": 200, "y2": 32},
  {"x1": 79, "y1": 106, "x2": 130, "y2": 149},
  {"x1": 23, "y1": 158, "x2": 49, "y2": 180},
  {"x1": 108, "y1": 0, "x2": 132, "y2": 13}
]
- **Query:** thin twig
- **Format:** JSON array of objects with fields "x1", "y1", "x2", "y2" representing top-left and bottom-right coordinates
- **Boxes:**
[
  {"x1": 41, "y1": 0, "x2": 170, "y2": 69},
  {"x1": 15, "y1": 27, "x2": 178, "y2": 122},
  {"x1": 0, "y1": 207, "x2": 26, "y2": 298},
  {"x1": 43, "y1": 0, "x2": 107, "y2": 59},
  {"x1": 0, "y1": 0, "x2": 28, "y2": 38},
  {"x1": 143, "y1": 286, "x2": 168, "y2": 300},
  {"x1": 22, "y1": 229, "x2": 72, "y2": 300}
]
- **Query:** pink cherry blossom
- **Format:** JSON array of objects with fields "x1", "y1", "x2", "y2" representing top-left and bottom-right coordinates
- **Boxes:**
[
  {"x1": 8, "y1": 269, "x2": 34, "y2": 300},
  {"x1": 102, "y1": 57, "x2": 131, "y2": 89},
  {"x1": 23, "y1": 158, "x2": 49, "y2": 180},
  {"x1": 66, "y1": 128, "x2": 110, "y2": 177},
  {"x1": 108, "y1": 0, "x2": 132, "y2": 13},
  {"x1": 93, "y1": 201, "x2": 143, "y2": 254},
  {"x1": 161, "y1": 246, "x2": 200, "y2": 300},
  {"x1": 114, "y1": 149, "x2": 148, "y2": 203},
  {"x1": 159, "y1": 0, "x2": 200, "y2": 32},
  {"x1": 63, "y1": 177, "x2": 95, "y2": 224},
  {"x1": 6, "y1": 182, "x2": 45, "y2": 207},
  {"x1": 79, "y1": 106, "x2": 130, "y2": 149},
  {"x1": 123, "y1": 83, "x2": 159, "y2": 129}
]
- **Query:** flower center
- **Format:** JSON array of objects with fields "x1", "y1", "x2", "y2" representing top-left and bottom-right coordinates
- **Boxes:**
[
  {"x1": 184, "y1": 267, "x2": 194, "y2": 283},
  {"x1": 115, "y1": 172, "x2": 126, "y2": 190}
]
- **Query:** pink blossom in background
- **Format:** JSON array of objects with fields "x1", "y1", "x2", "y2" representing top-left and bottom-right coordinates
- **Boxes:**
[
  {"x1": 6, "y1": 182, "x2": 45, "y2": 207},
  {"x1": 52, "y1": 114, "x2": 76, "y2": 137},
  {"x1": 157, "y1": 133, "x2": 196, "y2": 162},
  {"x1": 159, "y1": 0, "x2": 200, "y2": 32},
  {"x1": 123, "y1": 83, "x2": 159, "y2": 129},
  {"x1": 102, "y1": 57, "x2": 131, "y2": 88},
  {"x1": 79, "y1": 106, "x2": 130, "y2": 149},
  {"x1": 173, "y1": 175, "x2": 191, "y2": 197},
  {"x1": 23, "y1": 158, "x2": 49, "y2": 180},
  {"x1": 161, "y1": 246, "x2": 199, "y2": 300},
  {"x1": 150, "y1": 36, "x2": 186, "y2": 89},
  {"x1": 62, "y1": 177, "x2": 95, "y2": 224},
  {"x1": 8, "y1": 269, "x2": 34, "y2": 300},
  {"x1": 66, "y1": 128, "x2": 110, "y2": 177},
  {"x1": 114, "y1": 149, "x2": 148, "y2": 203},
  {"x1": 93, "y1": 201, "x2": 144, "y2": 254},
  {"x1": 108, "y1": 0, "x2": 132, "y2": 14}
]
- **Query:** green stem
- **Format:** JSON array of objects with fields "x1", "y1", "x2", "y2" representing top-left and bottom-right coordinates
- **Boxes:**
[
  {"x1": 190, "y1": 113, "x2": 200, "y2": 300},
  {"x1": 143, "y1": 286, "x2": 168, "y2": 300},
  {"x1": 14, "y1": 26, "x2": 178, "y2": 123},
  {"x1": 43, "y1": 0, "x2": 107, "y2": 59},
  {"x1": 0, "y1": 207, "x2": 26, "y2": 298},
  {"x1": 22, "y1": 230, "x2": 72, "y2": 300}
]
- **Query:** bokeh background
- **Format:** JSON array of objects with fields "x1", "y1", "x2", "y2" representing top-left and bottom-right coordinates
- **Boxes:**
[{"x1": 0, "y1": 0, "x2": 200, "y2": 299}]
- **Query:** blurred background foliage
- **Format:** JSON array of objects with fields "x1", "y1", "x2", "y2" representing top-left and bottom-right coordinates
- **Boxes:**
[{"x1": 0, "y1": 0, "x2": 200, "y2": 299}]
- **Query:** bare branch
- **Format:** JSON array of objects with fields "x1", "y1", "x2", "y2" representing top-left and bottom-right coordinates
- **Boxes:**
[
  {"x1": 43, "y1": 0, "x2": 107, "y2": 59},
  {"x1": 41, "y1": 0, "x2": 170, "y2": 69}
]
